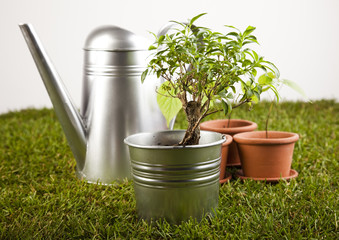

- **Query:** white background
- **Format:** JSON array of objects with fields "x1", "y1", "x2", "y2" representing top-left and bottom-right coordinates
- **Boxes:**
[{"x1": 1, "y1": 0, "x2": 338, "y2": 114}]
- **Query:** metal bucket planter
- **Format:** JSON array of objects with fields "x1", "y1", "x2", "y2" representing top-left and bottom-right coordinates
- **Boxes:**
[{"x1": 124, "y1": 130, "x2": 225, "y2": 224}]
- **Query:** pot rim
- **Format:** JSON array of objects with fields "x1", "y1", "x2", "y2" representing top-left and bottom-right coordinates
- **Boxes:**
[
  {"x1": 233, "y1": 131, "x2": 299, "y2": 145},
  {"x1": 222, "y1": 134, "x2": 233, "y2": 146},
  {"x1": 124, "y1": 130, "x2": 226, "y2": 149},
  {"x1": 200, "y1": 119, "x2": 257, "y2": 134}
]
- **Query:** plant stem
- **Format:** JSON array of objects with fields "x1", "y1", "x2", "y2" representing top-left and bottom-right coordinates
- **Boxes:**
[
  {"x1": 227, "y1": 112, "x2": 232, "y2": 128},
  {"x1": 265, "y1": 101, "x2": 274, "y2": 138},
  {"x1": 179, "y1": 101, "x2": 201, "y2": 145}
]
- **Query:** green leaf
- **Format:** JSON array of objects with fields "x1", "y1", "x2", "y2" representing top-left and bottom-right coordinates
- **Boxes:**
[
  {"x1": 148, "y1": 45, "x2": 157, "y2": 51},
  {"x1": 243, "y1": 26, "x2": 256, "y2": 37},
  {"x1": 227, "y1": 92, "x2": 234, "y2": 99},
  {"x1": 252, "y1": 68, "x2": 257, "y2": 77},
  {"x1": 189, "y1": 13, "x2": 207, "y2": 26},
  {"x1": 242, "y1": 41, "x2": 255, "y2": 46},
  {"x1": 141, "y1": 69, "x2": 148, "y2": 83},
  {"x1": 242, "y1": 59, "x2": 252, "y2": 67},
  {"x1": 258, "y1": 74, "x2": 273, "y2": 85},
  {"x1": 227, "y1": 32, "x2": 241, "y2": 40},
  {"x1": 252, "y1": 50, "x2": 259, "y2": 61},
  {"x1": 267, "y1": 72, "x2": 276, "y2": 79},
  {"x1": 262, "y1": 61, "x2": 280, "y2": 78},
  {"x1": 245, "y1": 35, "x2": 258, "y2": 43},
  {"x1": 225, "y1": 25, "x2": 241, "y2": 32},
  {"x1": 269, "y1": 84, "x2": 280, "y2": 102},
  {"x1": 247, "y1": 89, "x2": 253, "y2": 97},
  {"x1": 217, "y1": 90, "x2": 227, "y2": 99},
  {"x1": 251, "y1": 91, "x2": 260, "y2": 103},
  {"x1": 262, "y1": 86, "x2": 271, "y2": 92},
  {"x1": 157, "y1": 82, "x2": 182, "y2": 127},
  {"x1": 221, "y1": 98, "x2": 232, "y2": 116},
  {"x1": 282, "y1": 79, "x2": 310, "y2": 101},
  {"x1": 156, "y1": 35, "x2": 166, "y2": 46}
]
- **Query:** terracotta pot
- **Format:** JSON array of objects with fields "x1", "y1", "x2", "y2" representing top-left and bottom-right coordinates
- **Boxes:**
[
  {"x1": 219, "y1": 134, "x2": 233, "y2": 183},
  {"x1": 200, "y1": 119, "x2": 257, "y2": 167},
  {"x1": 234, "y1": 131, "x2": 299, "y2": 179}
]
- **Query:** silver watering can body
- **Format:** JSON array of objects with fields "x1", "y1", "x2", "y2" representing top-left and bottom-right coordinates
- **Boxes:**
[{"x1": 19, "y1": 23, "x2": 167, "y2": 184}]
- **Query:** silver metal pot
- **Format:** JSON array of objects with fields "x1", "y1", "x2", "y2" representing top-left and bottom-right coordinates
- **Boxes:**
[{"x1": 124, "y1": 130, "x2": 225, "y2": 224}]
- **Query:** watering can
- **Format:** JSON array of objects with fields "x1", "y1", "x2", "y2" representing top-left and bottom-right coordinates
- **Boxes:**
[{"x1": 19, "y1": 23, "x2": 167, "y2": 184}]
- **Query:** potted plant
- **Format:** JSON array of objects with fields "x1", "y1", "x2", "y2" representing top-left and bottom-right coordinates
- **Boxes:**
[
  {"x1": 200, "y1": 118, "x2": 257, "y2": 167},
  {"x1": 233, "y1": 102, "x2": 301, "y2": 182},
  {"x1": 233, "y1": 130, "x2": 299, "y2": 182},
  {"x1": 124, "y1": 13, "x2": 284, "y2": 224}
]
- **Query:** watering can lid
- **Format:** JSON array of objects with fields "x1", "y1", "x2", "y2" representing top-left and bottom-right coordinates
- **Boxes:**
[{"x1": 84, "y1": 25, "x2": 150, "y2": 51}]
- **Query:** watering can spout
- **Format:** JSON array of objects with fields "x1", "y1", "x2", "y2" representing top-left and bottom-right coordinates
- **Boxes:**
[{"x1": 19, "y1": 23, "x2": 87, "y2": 170}]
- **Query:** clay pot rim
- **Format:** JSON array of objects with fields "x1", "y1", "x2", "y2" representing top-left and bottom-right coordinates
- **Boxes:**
[
  {"x1": 200, "y1": 119, "x2": 258, "y2": 134},
  {"x1": 222, "y1": 134, "x2": 233, "y2": 146},
  {"x1": 234, "y1": 131, "x2": 299, "y2": 145}
]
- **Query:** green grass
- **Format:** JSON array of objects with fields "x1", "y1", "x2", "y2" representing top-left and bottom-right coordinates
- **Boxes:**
[{"x1": 0, "y1": 100, "x2": 338, "y2": 239}]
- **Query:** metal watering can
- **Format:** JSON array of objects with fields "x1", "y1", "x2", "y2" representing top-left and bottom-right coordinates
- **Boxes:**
[{"x1": 19, "y1": 23, "x2": 167, "y2": 184}]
